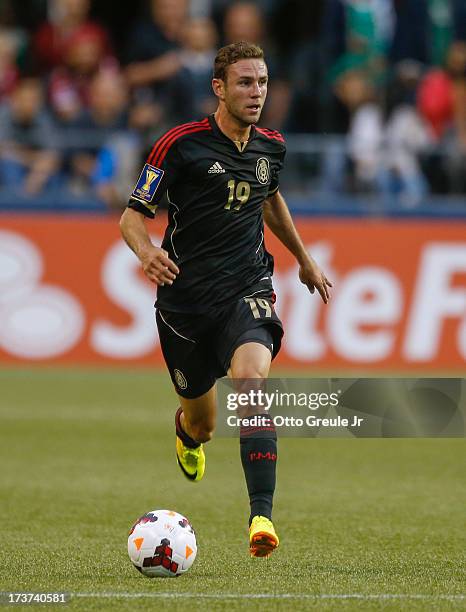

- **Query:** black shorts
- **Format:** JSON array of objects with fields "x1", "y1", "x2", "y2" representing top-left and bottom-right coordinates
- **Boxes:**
[{"x1": 156, "y1": 292, "x2": 283, "y2": 399}]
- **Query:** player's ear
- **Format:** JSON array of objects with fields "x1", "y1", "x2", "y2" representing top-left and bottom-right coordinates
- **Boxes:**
[{"x1": 212, "y1": 78, "x2": 225, "y2": 100}]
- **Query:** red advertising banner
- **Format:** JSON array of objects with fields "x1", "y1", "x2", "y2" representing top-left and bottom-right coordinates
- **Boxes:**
[{"x1": 1, "y1": 215, "x2": 465, "y2": 371}]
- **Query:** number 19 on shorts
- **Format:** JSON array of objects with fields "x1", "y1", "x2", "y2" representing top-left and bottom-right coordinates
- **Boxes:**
[{"x1": 244, "y1": 297, "x2": 272, "y2": 319}]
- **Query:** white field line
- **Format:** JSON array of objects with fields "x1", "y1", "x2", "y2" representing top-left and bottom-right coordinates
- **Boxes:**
[{"x1": 74, "y1": 592, "x2": 465, "y2": 601}]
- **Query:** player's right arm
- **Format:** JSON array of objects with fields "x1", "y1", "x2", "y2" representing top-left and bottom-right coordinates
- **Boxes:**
[
  {"x1": 120, "y1": 127, "x2": 187, "y2": 286},
  {"x1": 119, "y1": 208, "x2": 179, "y2": 286},
  {"x1": 120, "y1": 208, "x2": 179, "y2": 286}
]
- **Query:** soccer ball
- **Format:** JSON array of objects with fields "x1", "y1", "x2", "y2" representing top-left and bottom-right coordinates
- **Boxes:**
[{"x1": 128, "y1": 509, "x2": 197, "y2": 578}]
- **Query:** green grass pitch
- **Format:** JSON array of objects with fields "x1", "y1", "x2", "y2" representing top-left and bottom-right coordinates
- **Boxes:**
[{"x1": 0, "y1": 368, "x2": 464, "y2": 611}]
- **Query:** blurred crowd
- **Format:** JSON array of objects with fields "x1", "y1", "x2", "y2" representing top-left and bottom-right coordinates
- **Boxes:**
[{"x1": 0, "y1": 0, "x2": 465, "y2": 209}]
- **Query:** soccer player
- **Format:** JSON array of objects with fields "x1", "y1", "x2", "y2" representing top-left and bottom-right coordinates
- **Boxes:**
[{"x1": 120, "y1": 42, "x2": 332, "y2": 557}]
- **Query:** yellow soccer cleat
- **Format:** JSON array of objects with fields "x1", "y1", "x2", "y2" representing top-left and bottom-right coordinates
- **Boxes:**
[
  {"x1": 249, "y1": 515, "x2": 279, "y2": 558},
  {"x1": 176, "y1": 436, "x2": 205, "y2": 482}
]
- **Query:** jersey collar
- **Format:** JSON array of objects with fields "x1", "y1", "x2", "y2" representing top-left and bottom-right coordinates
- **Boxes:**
[{"x1": 208, "y1": 114, "x2": 256, "y2": 152}]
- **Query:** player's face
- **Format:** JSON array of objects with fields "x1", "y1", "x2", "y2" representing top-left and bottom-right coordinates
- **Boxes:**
[{"x1": 223, "y1": 59, "x2": 268, "y2": 126}]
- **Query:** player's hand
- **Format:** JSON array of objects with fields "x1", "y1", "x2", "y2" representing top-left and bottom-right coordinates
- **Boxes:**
[
  {"x1": 298, "y1": 259, "x2": 332, "y2": 304},
  {"x1": 140, "y1": 246, "x2": 179, "y2": 286}
]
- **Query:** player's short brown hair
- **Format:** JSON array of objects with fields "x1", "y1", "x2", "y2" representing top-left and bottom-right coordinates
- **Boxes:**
[{"x1": 213, "y1": 42, "x2": 265, "y2": 81}]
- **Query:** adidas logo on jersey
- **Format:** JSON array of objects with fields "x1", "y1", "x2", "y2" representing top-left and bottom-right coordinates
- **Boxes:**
[{"x1": 208, "y1": 162, "x2": 226, "y2": 174}]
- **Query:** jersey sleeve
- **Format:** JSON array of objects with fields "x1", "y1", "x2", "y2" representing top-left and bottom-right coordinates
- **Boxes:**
[
  {"x1": 127, "y1": 137, "x2": 183, "y2": 219},
  {"x1": 268, "y1": 141, "x2": 286, "y2": 196}
]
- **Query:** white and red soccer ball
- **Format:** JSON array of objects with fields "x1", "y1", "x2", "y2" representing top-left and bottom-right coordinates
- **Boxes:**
[{"x1": 128, "y1": 509, "x2": 197, "y2": 578}]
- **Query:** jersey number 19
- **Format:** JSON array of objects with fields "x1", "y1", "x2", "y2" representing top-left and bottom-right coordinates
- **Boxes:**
[{"x1": 224, "y1": 180, "x2": 251, "y2": 211}]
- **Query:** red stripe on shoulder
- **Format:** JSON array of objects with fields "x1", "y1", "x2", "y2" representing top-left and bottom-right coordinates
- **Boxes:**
[
  {"x1": 255, "y1": 127, "x2": 285, "y2": 143},
  {"x1": 148, "y1": 118, "x2": 209, "y2": 166},
  {"x1": 154, "y1": 123, "x2": 212, "y2": 167},
  {"x1": 148, "y1": 118, "x2": 209, "y2": 165}
]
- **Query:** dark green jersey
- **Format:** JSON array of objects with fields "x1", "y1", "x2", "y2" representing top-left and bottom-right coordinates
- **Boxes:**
[{"x1": 127, "y1": 114, "x2": 286, "y2": 313}]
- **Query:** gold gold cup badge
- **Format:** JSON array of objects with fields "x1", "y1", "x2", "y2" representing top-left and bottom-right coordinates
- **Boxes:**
[{"x1": 142, "y1": 169, "x2": 158, "y2": 192}]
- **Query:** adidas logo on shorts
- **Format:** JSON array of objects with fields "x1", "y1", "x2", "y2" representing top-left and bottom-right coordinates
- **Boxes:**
[{"x1": 208, "y1": 162, "x2": 226, "y2": 174}]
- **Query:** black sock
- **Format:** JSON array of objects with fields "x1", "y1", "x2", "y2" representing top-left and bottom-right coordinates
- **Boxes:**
[
  {"x1": 240, "y1": 415, "x2": 277, "y2": 525},
  {"x1": 175, "y1": 407, "x2": 200, "y2": 449}
]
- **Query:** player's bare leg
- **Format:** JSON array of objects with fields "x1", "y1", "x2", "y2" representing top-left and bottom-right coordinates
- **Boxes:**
[
  {"x1": 229, "y1": 342, "x2": 279, "y2": 557},
  {"x1": 175, "y1": 385, "x2": 217, "y2": 482}
]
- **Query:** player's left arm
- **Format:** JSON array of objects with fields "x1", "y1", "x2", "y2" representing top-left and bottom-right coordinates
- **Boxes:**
[{"x1": 262, "y1": 190, "x2": 332, "y2": 304}]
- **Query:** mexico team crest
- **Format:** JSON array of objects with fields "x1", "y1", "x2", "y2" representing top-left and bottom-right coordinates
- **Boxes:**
[
  {"x1": 256, "y1": 158, "x2": 270, "y2": 185},
  {"x1": 174, "y1": 369, "x2": 188, "y2": 390}
]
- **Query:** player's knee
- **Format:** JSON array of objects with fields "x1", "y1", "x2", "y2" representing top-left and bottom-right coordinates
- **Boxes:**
[{"x1": 231, "y1": 363, "x2": 269, "y2": 380}]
